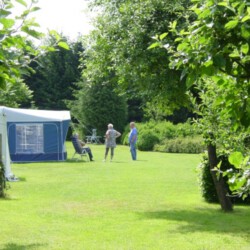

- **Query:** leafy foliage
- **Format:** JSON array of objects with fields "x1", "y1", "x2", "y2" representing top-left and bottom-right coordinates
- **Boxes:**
[
  {"x1": 0, "y1": 0, "x2": 41, "y2": 87},
  {"x1": 137, "y1": 132, "x2": 160, "y2": 151},
  {"x1": 0, "y1": 0, "x2": 69, "y2": 107},
  {"x1": 198, "y1": 153, "x2": 250, "y2": 204},
  {"x1": 221, "y1": 151, "x2": 250, "y2": 200},
  {"x1": 0, "y1": 79, "x2": 32, "y2": 107},
  {"x1": 158, "y1": 0, "x2": 250, "y2": 128},
  {"x1": 151, "y1": 0, "x2": 250, "y2": 202}
]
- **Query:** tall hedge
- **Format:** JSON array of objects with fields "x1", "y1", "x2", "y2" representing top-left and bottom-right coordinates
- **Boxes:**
[{"x1": 70, "y1": 81, "x2": 127, "y2": 139}]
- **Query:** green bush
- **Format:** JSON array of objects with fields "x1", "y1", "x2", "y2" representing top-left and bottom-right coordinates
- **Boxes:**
[
  {"x1": 137, "y1": 132, "x2": 160, "y2": 151},
  {"x1": 121, "y1": 124, "x2": 130, "y2": 145},
  {"x1": 197, "y1": 153, "x2": 250, "y2": 204},
  {"x1": 197, "y1": 154, "x2": 218, "y2": 203},
  {"x1": 154, "y1": 136, "x2": 205, "y2": 154},
  {"x1": 121, "y1": 121, "x2": 202, "y2": 153}
]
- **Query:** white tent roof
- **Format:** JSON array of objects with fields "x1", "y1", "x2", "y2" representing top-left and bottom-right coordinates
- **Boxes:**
[{"x1": 0, "y1": 106, "x2": 71, "y2": 122}]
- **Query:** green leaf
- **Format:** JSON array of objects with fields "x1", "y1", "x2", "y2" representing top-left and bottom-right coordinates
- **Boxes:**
[
  {"x1": 0, "y1": 9, "x2": 11, "y2": 18},
  {"x1": 242, "y1": 15, "x2": 250, "y2": 22},
  {"x1": 21, "y1": 26, "x2": 43, "y2": 39},
  {"x1": 58, "y1": 41, "x2": 70, "y2": 50},
  {"x1": 229, "y1": 49, "x2": 240, "y2": 58},
  {"x1": 241, "y1": 43, "x2": 249, "y2": 55},
  {"x1": 242, "y1": 55, "x2": 250, "y2": 63},
  {"x1": 49, "y1": 30, "x2": 61, "y2": 41},
  {"x1": 238, "y1": 3, "x2": 246, "y2": 16},
  {"x1": 16, "y1": 0, "x2": 28, "y2": 7},
  {"x1": 175, "y1": 37, "x2": 183, "y2": 42},
  {"x1": 177, "y1": 42, "x2": 189, "y2": 51},
  {"x1": 148, "y1": 42, "x2": 160, "y2": 49},
  {"x1": 169, "y1": 21, "x2": 177, "y2": 30},
  {"x1": 186, "y1": 73, "x2": 196, "y2": 89},
  {"x1": 225, "y1": 20, "x2": 239, "y2": 30},
  {"x1": 159, "y1": 33, "x2": 168, "y2": 41},
  {"x1": 241, "y1": 25, "x2": 250, "y2": 39},
  {"x1": 218, "y1": 2, "x2": 228, "y2": 7},
  {"x1": 30, "y1": 6, "x2": 41, "y2": 12},
  {"x1": 0, "y1": 18, "x2": 15, "y2": 29},
  {"x1": 217, "y1": 160, "x2": 222, "y2": 169},
  {"x1": 228, "y1": 151, "x2": 244, "y2": 169},
  {"x1": 213, "y1": 54, "x2": 226, "y2": 67},
  {"x1": 204, "y1": 59, "x2": 213, "y2": 67}
]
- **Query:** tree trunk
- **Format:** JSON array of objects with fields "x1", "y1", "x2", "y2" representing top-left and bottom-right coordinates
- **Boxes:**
[
  {"x1": 0, "y1": 162, "x2": 5, "y2": 198},
  {"x1": 207, "y1": 143, "x2": 233, "y2": 212}
]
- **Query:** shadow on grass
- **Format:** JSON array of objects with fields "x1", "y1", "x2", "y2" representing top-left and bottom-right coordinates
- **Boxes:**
[
  {"x1": 0, "y1": 196, "x2": 19, "y2": 201},
  {"x1": 138, "y1": 207, "x2": 250, "y2": 237},
  {"x1": 17, "y1": 177, "x2": 26, "y2": 182},
  {"x1": 65, "y1": 159, "x2": 89, "y2": 163},
  {"x1": 1, "y1": 243, "x2": 46, "y2": 250}
]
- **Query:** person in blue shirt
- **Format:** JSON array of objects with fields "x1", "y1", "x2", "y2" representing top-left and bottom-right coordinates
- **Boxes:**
[{"x1": 128, "y1": 122, "x2": 137, "y2": 160}]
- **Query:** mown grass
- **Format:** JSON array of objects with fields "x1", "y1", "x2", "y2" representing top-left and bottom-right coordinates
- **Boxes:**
[{"x1": 0, "y1": 142, "x2": 250, "y2": 250}]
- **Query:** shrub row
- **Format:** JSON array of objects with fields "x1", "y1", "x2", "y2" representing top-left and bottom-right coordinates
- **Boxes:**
[
  {"x1": 122, "y1": 120, "x2": 203, "y2": 153},
  {"x1": 154, "y1": 136, "x2": 205, "y2": 154}
]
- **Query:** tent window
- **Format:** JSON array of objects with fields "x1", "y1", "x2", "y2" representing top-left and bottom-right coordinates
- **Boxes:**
[{"x1": 16, "y1": 124, "x2": 44, "y2": 154}]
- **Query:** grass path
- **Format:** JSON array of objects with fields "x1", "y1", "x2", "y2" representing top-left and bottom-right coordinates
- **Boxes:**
[{"x1": 0, "y1": 143, "x2": 250, "y2": 250}]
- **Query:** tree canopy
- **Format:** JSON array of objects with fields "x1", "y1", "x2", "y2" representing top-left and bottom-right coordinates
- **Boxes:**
[
  {"x1": 84, "y1": 0, "x2": 192, "y2": 114},
  {"x1": 24, "y1": 36, "x2": 83, "y2": 109}
]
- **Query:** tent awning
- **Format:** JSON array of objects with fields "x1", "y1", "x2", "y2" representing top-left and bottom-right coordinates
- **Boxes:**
[{"x1": 0, "y1": 106, "x2": 71, "y2": 122}]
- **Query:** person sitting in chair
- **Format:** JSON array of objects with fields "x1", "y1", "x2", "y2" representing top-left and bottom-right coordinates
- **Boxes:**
[{"x1": 72, "y1": 133, "x2": 94, "y2": 161}]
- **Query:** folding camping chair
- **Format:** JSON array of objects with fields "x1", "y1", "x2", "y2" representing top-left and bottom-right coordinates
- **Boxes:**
[
  {"x1": 71, "y1": 137, "x2": 89, "y2": 161},
  {"x1": 86, "y1": 129, "x2": 101, "y2": 144}
]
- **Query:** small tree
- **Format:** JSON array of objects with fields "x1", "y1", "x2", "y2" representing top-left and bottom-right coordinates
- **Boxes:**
[
  {"x1": 68, "y1": 79, "x2": 128, "y2": 138},
  {"x1": 153, "y1": 0, "x2": 250, "y2": 211}
]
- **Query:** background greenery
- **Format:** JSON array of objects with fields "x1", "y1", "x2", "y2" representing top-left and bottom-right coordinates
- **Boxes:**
[
  {"x1": 122, "y1": 121, "x2": 203, "y2": 154},
  {"x1": 1, "y1": 143, "x2": 250, "y2": 250}
]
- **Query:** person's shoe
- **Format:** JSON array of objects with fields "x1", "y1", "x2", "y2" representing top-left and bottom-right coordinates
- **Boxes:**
[{"x1": 90, "y1": 159, "x2": 94, "y2": 161}]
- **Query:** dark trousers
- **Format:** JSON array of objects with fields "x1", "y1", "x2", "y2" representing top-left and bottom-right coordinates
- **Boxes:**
[{"x1": 83, "y1": 147, "x2": 93, "y2": 160}]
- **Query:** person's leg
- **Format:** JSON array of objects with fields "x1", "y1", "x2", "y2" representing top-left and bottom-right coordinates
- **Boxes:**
[
  {"x1": 110, "y1": 147, "x2": 114, "y2": 161},
  {"x1": 85, "y1": 147, "x2": 94, "y2": 161},
  {"x1": 104, "y1": 147, "x2": 109, "y2": 161},
  {"x1": 130, "y1": 143, "x2": 136, "y2": 160},
  {"x1": 133, "y1": 144, "x2": 137, "y2": 160}
]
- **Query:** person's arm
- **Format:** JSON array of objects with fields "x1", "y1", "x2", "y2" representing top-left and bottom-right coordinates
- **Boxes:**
[
  {"x1": 105, "y1": 130, "x2": 110, "y2": 139},
  {"x1": 116, "y1": 131, "x2": 121, "y2": 138},
  {"x1": 129, "y1": 129, "x2": 137, "y2": 143},
  {"x1": 79, "y1": 139, "x2": 85, "y2": 146}
]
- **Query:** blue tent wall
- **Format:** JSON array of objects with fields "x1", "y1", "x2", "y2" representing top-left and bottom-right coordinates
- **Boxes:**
[{"x1": 7, "y1": 120, "x2": 70, "y2": 162}]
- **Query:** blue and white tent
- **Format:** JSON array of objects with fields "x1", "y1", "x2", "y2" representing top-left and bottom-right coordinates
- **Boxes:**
[{"x1": 0, "y1": 107, "x2": 71, "y2": 179}]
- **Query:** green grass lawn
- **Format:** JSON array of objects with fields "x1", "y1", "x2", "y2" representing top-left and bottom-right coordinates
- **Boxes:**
[{"x1": 0, "y1": 142, "x2": 250, "y2": 250}]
